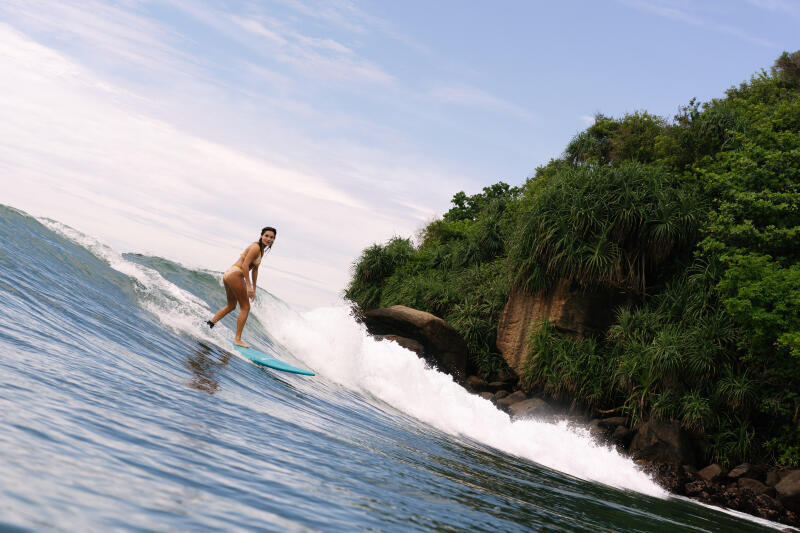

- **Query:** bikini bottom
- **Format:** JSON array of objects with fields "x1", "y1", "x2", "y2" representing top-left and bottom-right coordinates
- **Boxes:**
[{"x1": 223, "y1": 265, "x2": 244, "y2": 282}]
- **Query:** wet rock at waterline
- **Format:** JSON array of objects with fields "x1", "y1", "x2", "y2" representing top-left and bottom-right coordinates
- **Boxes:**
[
  {"x1": 464, "y1": 375, "x2": 489, "y2": 392},
  {"x1": 776, "y1": 470, "x2": 800, "y2": 514},
  {"x1": 508, "y1": 397, "x2": 554, "y2": 420},
  {"x1": 363, "y1": 305, "x2": 469, "y2": 379},
  {"x1": 630, "y1": 419, "x2": 697, "y2": 466},
  {"x1": 698, "y1": 464, "x2": 726, "y2": 482},
  {"x1": 373, "y1": 334, "x2": 425, "y2": 357},
  {"x1": 496, "y1": 390, "x2": 527, "y2": 410}
]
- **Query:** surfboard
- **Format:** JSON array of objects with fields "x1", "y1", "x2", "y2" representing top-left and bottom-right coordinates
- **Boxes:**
[{"x1": 231, "y1": 342, "x2": 315, "y2": 376}]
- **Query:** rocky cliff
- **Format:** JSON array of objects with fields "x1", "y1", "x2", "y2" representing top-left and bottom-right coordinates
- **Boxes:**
[{"x1": 496, "y1": 279, "x2": 632, "y2": 374}]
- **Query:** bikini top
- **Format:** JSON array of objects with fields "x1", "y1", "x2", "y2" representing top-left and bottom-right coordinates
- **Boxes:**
[
  {"x1": 240, "y1": 244, "x2": 263, "y2": 267},
  {"x1": 241, "y1": 251, "x2": 262, "y2": 266}
]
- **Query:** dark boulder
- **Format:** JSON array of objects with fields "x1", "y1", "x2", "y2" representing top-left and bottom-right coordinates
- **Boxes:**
[
  {"x1": 588, "y1": 419, "x2": 610, "y2": 441},
  {"x1": 629, "y1": 419, "x2": 697, "y2": 466},
  {"x1": 728, "y1": 463, "x2": 753, "y2": 480},
  {"x1": 379, "y1": 334, "x2": 425, "y2": 356},
  {"x1": 464, "y1": 375, "x2": 489, "y2": 392},
  {"x1": 488, "y1": 380, "x2": 515, "y2": 392},
  {"x1": 508, "y1": 397, "x2": 554, "y2": 420},
  {"x1": 698, "y1": 464, "x2": 726, "y2": 482},
  {"x1": 363, "y1": 305, "x2": 469, "y2": 379},
  {"x1": 611, "y1": 425, "x2": 635, "y2": 447},
  {"x1": 766, "y1": 468, "x2": 782, "y2": 487},
  {"x1": 598, "y1": 417, "x2": 629, "y2": 429},
  {"x1": 738, "y1": 478, "x2": 769, "y2": 496},
  {"x1": 776, "y1": 470, "x2": 800, "y2": 514},
  {"x1": 478, "y1": 392, "x2": 495, "y2": 402},
  {"x1": 496, "y1": 390, "x2": 527, "y2": 411}
]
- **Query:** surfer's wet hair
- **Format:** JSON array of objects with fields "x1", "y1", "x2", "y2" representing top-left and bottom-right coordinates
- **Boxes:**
[{"x1": 259, "y1": 226, "x2": 276, "y2": 254}]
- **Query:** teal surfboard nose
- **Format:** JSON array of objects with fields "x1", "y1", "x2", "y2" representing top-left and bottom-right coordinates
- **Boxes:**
[{"x1": 231, "y1": 342, "x2": 314, "y2": 376}]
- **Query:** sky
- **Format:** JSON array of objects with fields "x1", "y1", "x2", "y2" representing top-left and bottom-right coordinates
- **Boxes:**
[{"x1": 1, "y1": 0, "x2": 798, "y2": 309}]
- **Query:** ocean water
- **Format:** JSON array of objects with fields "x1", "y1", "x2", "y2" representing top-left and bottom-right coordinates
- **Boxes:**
[{"x1": 0, "y1": 204, "x2": 783, "y2": 532}]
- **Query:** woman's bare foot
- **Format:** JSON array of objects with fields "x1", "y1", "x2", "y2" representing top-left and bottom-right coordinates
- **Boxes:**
[{"x1": 233, "y1": 339, "x2": 251, "y2": 348}]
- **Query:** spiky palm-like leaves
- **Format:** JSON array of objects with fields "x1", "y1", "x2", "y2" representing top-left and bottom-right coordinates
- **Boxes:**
[
  {"x1": 709, "y1": 416, "x2": 756, "y2": 466},
  {"x1": 524, "y1": 321, "x2": 614, "y2": 407},
  {"x1": 717, "y1": 371, "x2": 756, "y2": 410},
  {"x1": 508, "y1": 162, "x2": 703, "y2": 294},
  {"x1": 345, "y1": 237, "x2": 415, "y2": 310}
]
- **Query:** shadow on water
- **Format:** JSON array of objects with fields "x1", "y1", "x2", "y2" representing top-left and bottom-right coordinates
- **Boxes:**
[{"x1": 184, "y1": 342, "x2": 231, "y2": 395}]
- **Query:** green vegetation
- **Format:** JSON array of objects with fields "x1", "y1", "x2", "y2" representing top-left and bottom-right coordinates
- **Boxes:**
[
  {"x1": 346, "y1": 52, "x2": 800, "y2": 467},
  {"x1": 346, "y1": 183, "x2": 519, "y2": 375}
]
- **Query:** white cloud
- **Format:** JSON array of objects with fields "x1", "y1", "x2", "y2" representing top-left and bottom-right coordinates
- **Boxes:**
[
  {"x1": 0, "y1": 0, "x2": 197, "y2": 76},
  {"x1": 268, "y1": 0, "x2": 433, "y2": 56},
  {"x1": 619, "y1": 0, "x2": 776, "y2": 48},
  {"x1": 579, "y1": 115, "x2": 596, "y2": 126},
  {"x1": 227, "y1": 14, "x2": 394, "y2": 85},
  {"x1": 744, "y1": 0, "x2": 800, "y2": 15},
  {"x1": 429, "y1": 84, "x2": 534, "y2": 121}
]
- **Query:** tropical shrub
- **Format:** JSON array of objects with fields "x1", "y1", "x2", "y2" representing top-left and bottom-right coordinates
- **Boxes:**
[{"x1": 507, "y1": 161, "x2": 703, "y2": 294}]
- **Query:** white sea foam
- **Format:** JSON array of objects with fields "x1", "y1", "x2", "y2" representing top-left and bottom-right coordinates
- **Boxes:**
[{"x1": 257, "y1": 303, "x2": 669, "y2": 498}]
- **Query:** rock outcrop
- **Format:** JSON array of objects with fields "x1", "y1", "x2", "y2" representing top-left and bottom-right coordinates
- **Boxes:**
[
  {"x1": 776, "y1": 470, "x2": 800, "y2": 514},
  {"x1": 508, "y1": 397, "x2": 553, "y2": 419},
  {"x1": 363, "y1": 305, "x2": 469, "y2": 379},
  {"x1": 698, "y1": 464, "x2": 725, "y2": 482},
  {"x1": 684, "y1": 464, "x2": 799, "y2": 525},
  {"x1": 496, "y1": 280, "x2": 631, "y2": 374},
  {"x1": 629, "y1": 419, "x2": 697, "y2": 466},
  {"x1": 373, "y1": 334, "x2": 425, "y2": 357}
]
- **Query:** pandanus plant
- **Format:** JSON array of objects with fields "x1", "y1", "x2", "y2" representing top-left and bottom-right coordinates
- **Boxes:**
[{"x1": 508, "y1": 161, "x2": 704, "y2": 296}]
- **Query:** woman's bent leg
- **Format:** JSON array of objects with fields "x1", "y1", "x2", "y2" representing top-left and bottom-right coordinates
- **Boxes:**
[
  {"x1": 224, "y1": 273, "x2": 251, "y2": 347},
  {"x1": 210, "y1": 278, "x2": 238, "y2": 324}
]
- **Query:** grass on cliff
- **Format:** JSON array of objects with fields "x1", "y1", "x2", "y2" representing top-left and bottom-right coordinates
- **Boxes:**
[{"x1": 506, "y1": 161, "x2": 704, "y2": 295}]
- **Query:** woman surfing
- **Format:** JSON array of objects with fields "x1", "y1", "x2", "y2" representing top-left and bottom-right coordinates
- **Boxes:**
[{"x1": 207, "y1": 227, "x2": 276, "y2": 347}]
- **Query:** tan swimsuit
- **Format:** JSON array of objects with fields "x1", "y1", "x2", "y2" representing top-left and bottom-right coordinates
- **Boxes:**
[{"x1": 223, "y1": 247, "x2": 262, "y2": 281}]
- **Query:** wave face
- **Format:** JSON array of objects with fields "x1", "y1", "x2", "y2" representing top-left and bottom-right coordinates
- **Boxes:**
[{"x1": 0, "y1": 205, "x2": 780, "y2": 532}]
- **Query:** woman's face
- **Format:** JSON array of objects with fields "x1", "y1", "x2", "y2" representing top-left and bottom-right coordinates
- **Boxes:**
[{"x1": 261, "y1": 230, "x2": 276, "y2": 247}]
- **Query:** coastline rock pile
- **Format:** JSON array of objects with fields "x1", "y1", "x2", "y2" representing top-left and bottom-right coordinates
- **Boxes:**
[{"x1": 464, "y1": 375, "x2": 800, "y2": 527}]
